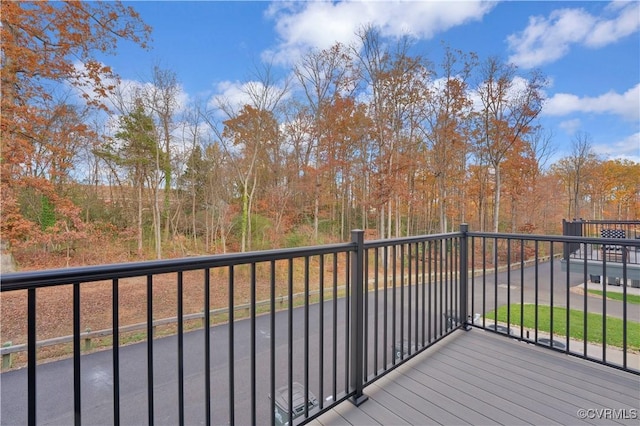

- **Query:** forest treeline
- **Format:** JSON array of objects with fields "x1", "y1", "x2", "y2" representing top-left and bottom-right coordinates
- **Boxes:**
[{"x1": 2, "y1": 2, "x2": 638, "y2": 269}]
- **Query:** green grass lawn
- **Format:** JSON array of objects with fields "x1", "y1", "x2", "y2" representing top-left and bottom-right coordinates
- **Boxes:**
[
  {"x1": 485, "y1": 304, "x2": 640, "y2": 351},
  {"x1": 586, "y1": 289, "x2": 640, "y2": 305}
]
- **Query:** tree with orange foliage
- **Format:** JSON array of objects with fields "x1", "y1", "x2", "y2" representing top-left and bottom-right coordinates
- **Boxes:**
[
  {"x1": 1, "y1": 1, "x2": 151, "y2": 250},
  {"x1": 421, "y1": 45, "x2": 476, "y2": 232},
  {"x1": 317, "y1": 95, "x2": 373, "y2": 239},
  {"x1": 551, "y1": 132, "x2": 599, "y2": 219},
  {"x1": 294, "y1": 42, "x2": 356, "y2": 239},
  {"x1": 206, "y1": 62, "x2": 289, "y2": 252},
  {"x1": 221, "y1": 105, "x2": 280, "y2": 252},
  {"x1": 502, "y1": 137, "x2": 538, "y2": 232},
  {"x1": 355, "y1": 25, "x2": 432, "y2": 238},
  {"x1": 599, "y1": 159, "x2": 640, "y2": 219}
]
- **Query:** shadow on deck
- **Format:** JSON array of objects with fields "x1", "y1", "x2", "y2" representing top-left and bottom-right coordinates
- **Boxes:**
[{"x1": 312, "y1": 330, "x2": 640, "y2": 425}]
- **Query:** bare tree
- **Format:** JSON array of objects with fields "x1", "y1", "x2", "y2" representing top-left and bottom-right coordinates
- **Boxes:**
[
  {"x1": 473, "y1": 57, "x2": 546, "y2": 233},
  {"x1": 178, "y1": 99, "x2": 207, "y2": 247},
  {"x1": 421, "y1": 45, "x2": 476, "y2": 232},
  {"x1": 204, "y1": 63, "x2": 289, "y2": 251},
  {"x1": 293, "y1": 42, "x2": 356, "y2": 239},
  {"x1": 552, "y1": 132, "x2": 598, "y2": 219},
  {"x1": 354, "y1": 25, "x2": 431, "y2": 238},
  {"x1": 146, "y1": 66, "x2": 180, "y2": 245}
]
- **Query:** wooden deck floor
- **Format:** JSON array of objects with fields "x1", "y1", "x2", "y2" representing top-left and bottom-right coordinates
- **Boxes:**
[{"x1": 311, "y1": 329, "x2": 640, "y2": 425}]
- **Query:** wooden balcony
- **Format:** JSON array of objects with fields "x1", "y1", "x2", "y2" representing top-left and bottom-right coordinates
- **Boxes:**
[
  {"x1": 312, "y1": 329, "x2": 640, "y2": 425},
  {"x1": 2, "y1": 227, "x2": 639, "y2": 425}
]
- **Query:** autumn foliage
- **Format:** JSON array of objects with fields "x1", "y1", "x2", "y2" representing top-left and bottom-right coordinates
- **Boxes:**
[
  {"x1": 1, "y1": 2, "x2": 638, "y2": 271},
  {"x1": 1, "y1": 1, "x2": 150, "y2": 258}
]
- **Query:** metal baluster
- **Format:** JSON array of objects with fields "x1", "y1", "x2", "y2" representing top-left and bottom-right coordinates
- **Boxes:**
[
  {"x1": 73, "y1": 282, "x2": 81, "y2": 426},
  {"x1": 147, "y1": 275, "x2": 154, "y2": 425},
  {"x1": 112, "y1": 279, "x2": 120, "y2": 426},
  {"x1": 228, "y1": 266, "x2": 235, "y2": 425},
  {"x1": 204, "y1": 269, "x2": 211, "y2": 426},
  {"x1": 177, "y1": 271, "x2": 184, "y2": 426}
]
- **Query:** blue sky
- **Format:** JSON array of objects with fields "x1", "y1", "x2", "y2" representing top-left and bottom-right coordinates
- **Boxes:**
[{"x1": 103, "y1": 0, "x2": 640, "y2": 164}]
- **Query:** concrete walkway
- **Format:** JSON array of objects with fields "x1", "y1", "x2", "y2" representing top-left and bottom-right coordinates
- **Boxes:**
[{"x1": 577, "y1": 279, "x2": 640, "y2": 296}]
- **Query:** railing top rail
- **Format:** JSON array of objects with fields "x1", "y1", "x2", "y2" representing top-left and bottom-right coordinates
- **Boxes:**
[
  {"x1": 4, "y1": 228, "x2": 639, "y2": 292},
  {"x1": 564, "y1": 219, "x2": 640, "y2": 224},
  {"x1": 0, "y1": 242, "x2": 354, "y2": 292},
  {"x1": 363, "y1": 231, "x2": 463, "y2": 249},
  {"x1": 467, "y1": 231, "x2": 640, "y2": 246}
]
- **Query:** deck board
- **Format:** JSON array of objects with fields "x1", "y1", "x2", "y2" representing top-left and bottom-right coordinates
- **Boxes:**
[
  {"x1": 362, "y1": 382, "x2": 440, "y2": 425},
  {"x1": 425, "y1": 347, "x2": 589, "y2": 425},
  {"x1": 312, "y1": 329, "x2": 640, "y2": 425},
  {"x1": 448, "y1": 335, "x2": 640, "y2": 408},
  {"x1": 371, "y1": 373, "x2": 477, "y2": 424},
  {"x1": 410, "y1": 359, "x2": 555, "y2": 425},
  {"x1": 332, "y1": 400, "x2": 379, "y2": 425},
  {"x1": 439, "y1": 341, "x2": 600, "y2": 423}
]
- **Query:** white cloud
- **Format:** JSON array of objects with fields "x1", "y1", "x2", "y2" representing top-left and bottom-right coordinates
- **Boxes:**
[
  {"x1": 210, "y1": 80, "x2": 255, "y2": 113},
  {"x1": 558, "y1": 118, "x2": 581, "y2": 134},
  {"x1": 593, "y1": 132, "x2": 640, "y2": 163},
  {"x1": 507, "y1": 1, "x2": 640, "y2": 68},
  {"x1": 586, "y1": 1, "x2": 640, "y2": 47},
  {"x1": 72, "y1": 61, "x2": 190, "y2": 116},
  {"x1": 209, "y1": 79, "x2": 291, "y2": 118},
  {"x1": 469, "y1": 75, "x2": 540, "y2": 112},
  {"x1": 264, "y1": 0, "x2": 496, "y2": 65},
  {"x1": 543, "y1": 83, "x2": 640, "y2": 121}
]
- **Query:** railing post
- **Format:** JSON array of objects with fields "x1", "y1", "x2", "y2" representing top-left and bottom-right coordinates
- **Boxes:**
[
  {"x1": 562, "y1": 219, "x2": 569, "y2": 261},
  {"x1": 350, "y1": 230, "x2": 368, "y2": 406},
  {"x1": 460, "y1": 224, "x2": 471, "y2": 330}
]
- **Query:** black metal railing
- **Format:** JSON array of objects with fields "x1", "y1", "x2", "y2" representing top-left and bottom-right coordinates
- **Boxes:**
[
  {"x1": 1, "y1": 242, "x2": 350, "y2": 426},
  {"x1": 0, "y1": 230, "x2": 464, "y2": 426},
  {"x1": 1, "y1": 226, "x2": 638, "y2": 426},
  {"x1": 360, "y1": 227, "x2": 467, "y2": 389},
  {"x1": 468, "y1": 231, "x2": 640, "y2": 374},
  {"x1": 563, "y1": 219, "x2": 640, "y2": 239},
  {"x1": 563, "y1": 219, "x2": 640, "y2": 265}
]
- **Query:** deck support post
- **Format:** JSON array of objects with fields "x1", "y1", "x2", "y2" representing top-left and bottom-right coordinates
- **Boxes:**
[{"x1": 350, "y1": 230, "x2": 368, "y2": 406}]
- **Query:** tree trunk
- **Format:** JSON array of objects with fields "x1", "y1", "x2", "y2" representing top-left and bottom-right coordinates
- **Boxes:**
[
  {"x1": 191, "y1": 187, "x2": 197, "y2": 246},
  {"x1": 493, "y1": 163, "x2": 501, "y2": 233},
  {"x1": 314, "y1": 175, "x2": 319, "y2": 240},
  {"x1": 241, "y1": 183, "x2": 249, "y2": 252},
  {"x1": 153, "y1": 185, "x2": 162, "y2": 259},
  {"x1": 137, "y1": 183, "x2": 143, "y2": 255}
]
